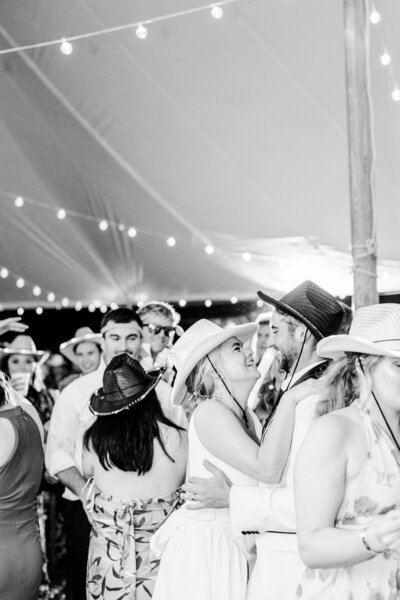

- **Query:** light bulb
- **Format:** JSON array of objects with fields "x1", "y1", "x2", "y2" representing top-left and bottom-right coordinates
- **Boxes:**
[
  {"x1": 88, "y1": 304, "x2": 95, "y2": 312},
  {"x1": 137, "y1": 300, "x2": 144, "y2": 308},
  {"x1": 47, "y1": 292, "x2": 55, "y2": 302},
  {"x1": 36, "y1": 307, "x2": 43, "y2": 315},
  {"x1": 33, "y1": 286, "x2": 41, "y2": 296},
  {"x1": 110, "y1": 302, "x2": 119, "y2": 310},
  {"x1": 75, "y1": 301, "x2": 83, "y2": 311},
  {"x1": 205, "y1": 299, "x2": 212, "y2": 307},
  {"x1": 118, "y1": 224, "x2": 126, "y2": 232},
  {"x1": 211, "y1": 6, "x2": 223, "y2": 19},
  {"x1": 369, "y1": 11, "x2": 381, "y2": 24},
  {"x1": 60, "y1": 39, "x2": 73, "y2": 55},
  {"x1": 205, "y1": 245, "x2": 214, "y2": 255},
  {"x1": 100, "y1": 304, "x2": 108, "y2": 313},
  {"x1": 0, "y1": 268, "x2": 9, "y2": 278},
  {"x1": 14, "y1": 196, "x2": 24, "y2": 208},
  {"x1": 392, "y1": 89, "x2": 400, "y2": 102},
  {"x1": 380, "y1": 53, "x2": 391, "y2": 66},
  {"x1": 231, "y1": 296, "x2": 238, "y2": 304},
  {"x1": 127, "y1": 227, "x2": 137, "y2": 238},
  {"x1": 61, "y1": 297, "x2": 69, "y2": 307},
  {"x1": 242, "y1": 252, "x2": 251, "y2": 262},
  {"x1": 179, "y1": 299, "x2": 187, "y2": 307},
  {"x1": 57, "y1": 208, "x2": 67, "y2": 220},
  {"x1": 16, "y1": 278, "x2": 25, "y2": 288},
  {"x1": 17, "y1": 307, "x2": 24, "y2": 316},
  {"x1": 166, "y1": 237, "x2": 176, "y2": 247},
  {"x1": 256, "y1": 299, "x2": 264, "y2": 308},
  {"x1": 99, "y1": 220, "x2": 109, "y2": 231},
  {"x1": 136, "y1": 25, "x2": 148, "y2": 40}
]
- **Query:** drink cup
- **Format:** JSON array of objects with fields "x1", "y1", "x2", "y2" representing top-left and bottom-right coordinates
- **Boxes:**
[{"x1": 10, "y1": 372, "x2": 31, "y2": 397}]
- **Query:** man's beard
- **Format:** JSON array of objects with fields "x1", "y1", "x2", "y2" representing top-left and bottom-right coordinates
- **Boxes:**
[{"x1": 275, "y1": 346, "x2": 297, "y2": 374}]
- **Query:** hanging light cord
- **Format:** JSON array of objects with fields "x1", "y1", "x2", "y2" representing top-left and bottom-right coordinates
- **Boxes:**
[
  {"x1": 206, "y1": 355, "x2": 249, "y2": 428},
  {"x1": 358, "y1": 358, "x2": 400, "y2": 453}
]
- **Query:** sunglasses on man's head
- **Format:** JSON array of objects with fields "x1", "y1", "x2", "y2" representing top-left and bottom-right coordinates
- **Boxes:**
[{"x1": 144, "y1": 323, "x2": 176, "y2": 336}]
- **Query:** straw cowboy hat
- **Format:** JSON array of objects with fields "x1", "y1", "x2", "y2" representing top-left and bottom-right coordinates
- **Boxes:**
[
  {"x1": 170, "y1": 319, "x2": 258, "y2": 406},
  {"x1": 89, "y1": 353, "x2": 165, "y2": 416},
  {"x1": 60, "y1": 327, "x2": 102, "y2": 365},
  {"x1": 257, "y1": 280, "x2": 344, "y2": 341},
  {"x1": 317, "y1": 303, "x2": 400, "y2": 360},
  {"x1": 0, "y1": 334, "x2": 49, "y2": 364}
]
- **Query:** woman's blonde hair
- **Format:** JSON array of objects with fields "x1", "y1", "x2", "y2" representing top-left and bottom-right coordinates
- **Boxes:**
[
  {"x1": 317, "y1": 353, "x2": 382, "y2": 416},
  {"x1": 183, "y1": 344, "x2": 230, "y2": 417}
]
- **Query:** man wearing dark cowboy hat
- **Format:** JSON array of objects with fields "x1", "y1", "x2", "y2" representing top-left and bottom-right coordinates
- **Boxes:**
[{"x1": 182, "y1": 280, "x2": 347, "y2": 600}]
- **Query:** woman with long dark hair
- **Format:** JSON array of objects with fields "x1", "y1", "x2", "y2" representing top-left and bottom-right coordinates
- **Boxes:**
[{"x1": 82, "y1": 353, "x2": 187, "y2": 600}]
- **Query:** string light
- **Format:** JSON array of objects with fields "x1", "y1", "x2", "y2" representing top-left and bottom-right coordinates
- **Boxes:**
[
  {"x1": 0, "y1": 268, "x2": 9, "y2": 278},
  {"x1": 47, "y1": 292, "x2": 55, "y2": 302},
  {"x1": 211, "y1": 6, "x2": 223, "y2": 19},
  {"x1": 110, "y1": 302, "x2": 119, "y2": 310},
  {"x1": 0, "y1": 0, "x2": 238, "y2": 56},
  {"x1": 14, "y1": 196, "x2": 24, "y2": 208},
  {"x1": 205, "y1": 245, "x2": 214, "y2": 255},
  {"x1": 256, "y1": 299, "x2": 264, "y2": 308},
  {"x1": 17, "y1": 308, "x2": 24, "y2": 316},
  {"x1": 75, "y1": 301, "x2": 83, "y2": 311},
  {"x1": 118, "y1": 224, "x2": 126, "y2": 232},
  {"x1": 179, "y1": 299, "x2": 187, "y2": 307},
  {"x1": 88, "y1": 304, "x2": 96, "y2": 312},
  {"x1": 392, "y1": 88, "x2": 400, "y2": 102},
  {"x1": 61, "y1": 297, "x2": 70, "y2": 307},
  {"x1": 231, "y1": 296, "x2": 238, "y2": 304},
  {"x1": 166, "y1": 237, "x2": 176, "y2": 247},
  {"x1": 127, "y1": 227, "x2": 137, "y2": 238},
  {"x1": 242, "y1": 252, "x2": 252, "y2": 262},
  {"x1": 33, "y1": 286, "x2": 41, "y2": 296},
  {"x1": 16, "y1": 278, "x2": 25, "y2": 288},
  {"x1": 136, "y1": 300, "x2": 144, "y2": 308},
  {"x1": 135, "y1": 25, "x2": 148, "y2": 39},
  {"x1": 36, "y1": 307, "x2": 43, "y2": 315},
  {"x1": 60, "y1": 38, "x2": 73, "y2": 55},
  {"x1": 380, "y1": 52, "x2": 391, "y2": 66},
  {"x1": 205, "y1": 299, "x2": 212, "y2": 307},
  {"x1": 369, "y1": 10, "x2": 381, "y2": 24},
  {"x1": 99, "y1": 220, "x2": 109, "y2": 231},
  {"x1": 57, "y1": 208, "x2": 67, "y2": 220},
  {"x1": 100, "y1": 304, "x2": 108, "y2": 313}
]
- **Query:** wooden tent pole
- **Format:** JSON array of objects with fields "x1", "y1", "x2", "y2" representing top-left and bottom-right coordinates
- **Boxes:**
[{"x1": 343, "y1": 0, "x2": 378, "y2": 308}]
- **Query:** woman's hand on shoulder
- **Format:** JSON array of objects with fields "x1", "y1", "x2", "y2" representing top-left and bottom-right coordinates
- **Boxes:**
[{"x1": 283, "y1": 379, "x2": 325, "y2": 406}]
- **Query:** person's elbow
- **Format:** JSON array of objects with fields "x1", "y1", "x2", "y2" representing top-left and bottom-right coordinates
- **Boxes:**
[{"x1": 297, "y1": 535, "x2": 321, "y2": 569}]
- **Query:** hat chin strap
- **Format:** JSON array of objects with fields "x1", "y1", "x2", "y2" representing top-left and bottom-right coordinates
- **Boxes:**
[
  {"x1": 357, "y1": 357, "x2": 400, "y2": 453},
  {"x1": 284, "y1": 329, "x2": 308, "y2": 390},
  {"x1": 206, "y1": 355, "x2": 249, "y2": 428}
]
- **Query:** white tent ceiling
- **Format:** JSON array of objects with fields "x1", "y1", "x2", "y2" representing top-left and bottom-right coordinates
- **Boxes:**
[{"x1": 0, "y1": 0, "x2": 399, "y2": 309}]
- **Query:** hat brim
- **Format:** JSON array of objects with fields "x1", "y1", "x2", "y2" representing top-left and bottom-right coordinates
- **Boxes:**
[
  {"x1": 317, "y1": 334, "x2": 400, "y2": 360},
  {"x1": 257, "y1": 290, "x2": 323, "y2": 340},
  {"x1": 60, "y1": 334, "x2": 103, "y2": 365},
  {"x1": 0, "y1": 347, "x2": 49, "y2": 365},
  {"x1": 89, "y1": 367, "x2": 165, "y2": 416},
  {"x1": 171, "y1": 322, "x2": 258, "y2": 406}
]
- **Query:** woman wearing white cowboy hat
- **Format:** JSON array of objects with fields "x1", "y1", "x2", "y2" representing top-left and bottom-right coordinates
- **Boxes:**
[
  {"x1": 151, "y1": 318, "x2": 310, "y2": 600},
  {"x1": 59, "y1": 327, "x2": 102, "y2": 390},
  {"x1": 294, "y1": 303, "x2": 400, "y2": 599}
]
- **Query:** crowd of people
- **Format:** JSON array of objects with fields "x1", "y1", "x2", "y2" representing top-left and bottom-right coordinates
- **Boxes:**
[{"x1": 0, "y1": 287, "x2": 399, "y2": 600}]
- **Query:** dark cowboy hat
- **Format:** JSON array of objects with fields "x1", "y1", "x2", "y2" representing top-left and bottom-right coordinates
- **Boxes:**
[
  {"x1": 89, "y1": 353, "x2": 165, "y2": 416},
  {"x1": 257, "y1": 280, "x2": 344, "y2": 340}
]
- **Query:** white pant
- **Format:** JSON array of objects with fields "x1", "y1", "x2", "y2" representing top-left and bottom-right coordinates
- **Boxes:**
[{"x1": 247, "y1": 532, "x2": 305, "y2": 600}]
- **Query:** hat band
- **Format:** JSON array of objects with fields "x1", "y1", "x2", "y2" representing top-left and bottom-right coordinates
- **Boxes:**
[{"x1": 373, "y1": 338, "x2": 400, "y2": 343}]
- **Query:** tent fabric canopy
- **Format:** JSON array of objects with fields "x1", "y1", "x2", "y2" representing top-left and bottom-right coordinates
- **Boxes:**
[{"x1": 0, "y1": 0, "x2": 399, "y2": 309}]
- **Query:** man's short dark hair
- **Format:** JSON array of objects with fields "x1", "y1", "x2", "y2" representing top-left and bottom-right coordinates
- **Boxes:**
[{"x1": 100, "y1": 307, "x2": 143, "y2": 332}]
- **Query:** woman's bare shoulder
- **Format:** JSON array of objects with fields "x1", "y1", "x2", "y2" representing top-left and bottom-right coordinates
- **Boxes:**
[{"x1": 0, "y1": 418, "x2": 16, "y2": 465}]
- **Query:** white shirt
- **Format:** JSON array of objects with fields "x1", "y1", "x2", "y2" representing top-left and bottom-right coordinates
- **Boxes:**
[
  {"x1": 230, "y1": 361, "x2": 324, "y2": 535},
  {"x1": 45, "y1": 359, "x2": 187, "y2": 501}
]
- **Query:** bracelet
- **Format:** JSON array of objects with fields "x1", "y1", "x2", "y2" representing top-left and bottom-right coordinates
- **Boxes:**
[{"x1": 360, "y1": 529, "x2": 384, "y2": 554}]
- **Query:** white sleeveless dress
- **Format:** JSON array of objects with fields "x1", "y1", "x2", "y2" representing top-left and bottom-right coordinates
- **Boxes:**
[{"x1": 151, "y1": 406, "x2": 260, "y2": 600}]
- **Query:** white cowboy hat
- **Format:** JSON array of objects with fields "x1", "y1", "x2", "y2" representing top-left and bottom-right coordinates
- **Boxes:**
[
  {"x1": 60, "y1": 327, "x2": 102, "y2": 365},
  {"x1": 0, "y1": 334, "x2": 49, "y2": 364},
  {"x1": 170, "y1": 319, "x2": 258, "y2": 406},
  {"x1": 317, "y1": 303, "x2": 400, "y2": 360}
]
